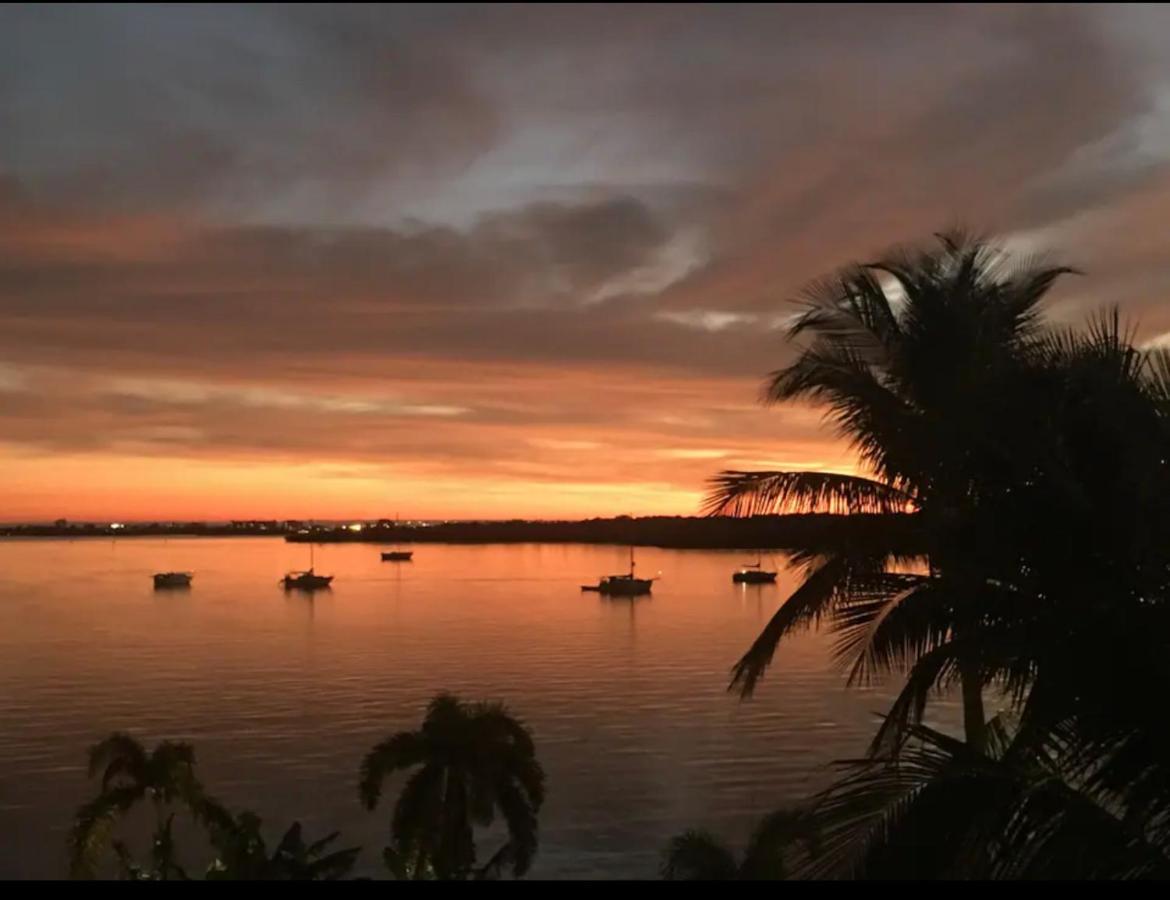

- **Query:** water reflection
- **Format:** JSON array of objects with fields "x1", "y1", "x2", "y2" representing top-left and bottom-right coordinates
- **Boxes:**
[
  {"x1": 284, "y1": 587, "x2": 319, "y2": 622},
  {"x1": 736, "y1": 582, "x2": 773, "y2": 615},
  {"x1": 0, "y1": 538, "x2": 953, "y2": 879},
  {"x1": 596, "y1": 595, "x2": 649, "y2": 635}
]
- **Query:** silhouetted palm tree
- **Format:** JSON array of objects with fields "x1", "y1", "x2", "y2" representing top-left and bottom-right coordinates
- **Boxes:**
[
  {"x1": 359, "y1": 693, "x2": 545, "y2": 880},
  {"x1": 705, "y1": 232, "x2": 1077, "y2": 751},
  {"x1": 204, "y1": 810, "x2": 360, "y2": 880},
  {"x1": 761, "y1": 306, "x2": 1170, "y2": 877},
  {"x1": 69, "y1": 732, "x2": 218, "y2": 879},
  {"x1": 661, "y1": 809, "x2": 818, "y2": 880},
  {"x1": 803, "y1": 718, "x2": 1170, "y2": 879}
]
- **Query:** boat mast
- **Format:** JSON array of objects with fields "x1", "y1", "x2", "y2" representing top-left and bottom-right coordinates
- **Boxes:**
[{"x1": 630, "y1": 545, "x2": 635, "y2": 578}]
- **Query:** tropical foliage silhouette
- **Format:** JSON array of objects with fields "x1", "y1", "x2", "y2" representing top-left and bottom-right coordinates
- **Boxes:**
[
  {"x1": 68, "y1": 693, "x2": 544, "y2": 881},
  {"x1": 661, "y1": 809, "x2": 818, "y2": 880},
  {"x1": 704, "y1": 231, "x2": 1080, "y2": 749},
  {"x1": 359, "y1": 693, "x2": 545, "y2": 880},
  {"x1": 69, "y1": 731, "x2": 362, "y2": 881},
  {"x1": 203, "y1": 811, "x2": 360, "y2": 880},
  {"x1": 704, "y1": 232, "x2": 1170, "y2": 877},
  {"x1": 69, "y1": 732, "x2": 213, "y2": 879}
]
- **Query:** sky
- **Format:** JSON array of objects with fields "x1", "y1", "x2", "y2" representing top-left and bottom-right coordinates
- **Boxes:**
[{"x1": 5, "y1": 3, "x2": 1170, "y2": 521}]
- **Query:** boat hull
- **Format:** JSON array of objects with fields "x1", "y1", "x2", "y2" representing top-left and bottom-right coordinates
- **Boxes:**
[
  {"x1": 282, "y1": 574, "x2": 333, "y2": 590},
  {"x1": 381, "y1": 551, "x2": 413, "y2": 561},
  {"x1": 153, "y1": 572, "x2": 193, "y2": 589},
  {"x1": 732, "y1": 570, "x2": 777, "y2": 584},
  {"x1": 582, "y1": 578, "x2": 654, "y2": 596}
]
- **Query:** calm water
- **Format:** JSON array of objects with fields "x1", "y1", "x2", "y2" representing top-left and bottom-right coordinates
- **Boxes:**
[{"x1": 0, "y1": 538, "x2": 954, "y2": 879}]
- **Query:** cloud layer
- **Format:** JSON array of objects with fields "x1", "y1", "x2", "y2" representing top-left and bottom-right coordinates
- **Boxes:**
[{"x1": 3, "y1": 4, "x2": 1170, "y2": 518}]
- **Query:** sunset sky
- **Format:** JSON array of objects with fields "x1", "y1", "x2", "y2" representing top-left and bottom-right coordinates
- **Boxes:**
[{"x1": 5, "y1": 4, "x2": 1170, "y2": 520}]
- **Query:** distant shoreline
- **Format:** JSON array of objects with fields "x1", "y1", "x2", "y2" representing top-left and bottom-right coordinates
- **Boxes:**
[{"x1": 0, "y1": 514, "x2": 912, "y2": 551}]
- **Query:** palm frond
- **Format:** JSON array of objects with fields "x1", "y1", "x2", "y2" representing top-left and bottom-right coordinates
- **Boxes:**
[
  {"x1": 68, "y1": 786, "x2": 141, "y2": 879},
  {"x1": 810, "y1": 719, "x2": 1170, "y2": 879},
  {"x1": 473, "y1": 705, "x2": 546, "y2": 810},
  {"x1": 191, "y1": 793, "x2": 234, "y2": 834},
  {"x1": 998, "y1": 263, "x2": 1079, "y2": 334},
  {"x1": 358, "y1": 731, "x2": 427, "y2": 809},
  {"x1": 87, "y1": 732, "x2": 149, "y2": 789},
  {"x1": 289, "y1": 826, "x2": 360, "y2": 880},
  {"x1": 786, "y1": 264, "x2": 903, "y2": 356},
  {"x1": 765, "y1": 341, "x2": 922, "y2": 482},
  {"x1": 492, "y1": 781, "x2": 540, "y2": 877},
  {"x1": 382, "y1": 838, "x2": 434, "y2": 880},
  {"x1": 729, "y1": 555, "x2": 850, "y2": 697},
  {"x1": 660, "y1": 830, "x2": 738, "y2": 880},
  {"x1": 827, "y1": 574, "x2": 948, "y2": 686},
  {"x1": 802, "y1": 724, "x2": 1005, "y2": 879},
  {"x1": 866, "y1": 642, "x2": 965, "y2": 755},
  {"x1": 1141, "y1": 346, "x2": 1170, "y2": 407},
  {"x1": 390, "y1": 764, "x2": 445, "y2": 862},
  {"x1": 303, "y1": 845, "x2": 361, "y2": 880},
  {"x1": 740, "y1": 807, "x2": 819, "y2": 879},
  {"x1": 146, "y1": 741, "x2": 199, "y2": 807},
  {"x1": 704, "y1": 470, "x2": 915, "y2": 518}
]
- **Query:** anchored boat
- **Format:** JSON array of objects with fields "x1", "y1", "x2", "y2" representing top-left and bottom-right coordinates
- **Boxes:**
[
  {"x1": 281, "y1": 570, "x2": 333, "y2": 590},
  {"x1": 582, "y1": 547, "x2": 656, "y2": 596},
  {"x1": 381, "y1": 514, "x2": 413, "y2": 562},
  {"x1": 282, "y1": 543, "x2": 333, "y2": 590},
  {"x1": 153, "y1": 571, "x2": 193, "y2": 589},
  {"x1": 732, "y1": 552, "x2": 777, "y2": 584}
]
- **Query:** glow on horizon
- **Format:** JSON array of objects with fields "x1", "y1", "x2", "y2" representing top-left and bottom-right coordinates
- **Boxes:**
[
  {"x1": 0, "y1": 355, "x2": 858, "y2": 522},
  {"x1": 0, "y1": 451, "x2": 696, "y2": 521},
  {"x1": 0, "y1": 444, "x2": 858, "y2": 522}
]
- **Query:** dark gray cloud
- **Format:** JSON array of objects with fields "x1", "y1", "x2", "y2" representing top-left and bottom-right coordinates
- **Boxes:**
[
  {"x1": 0, "y1": 5, "x2": 497, "y2": 216},
  {"x1": 0, "y1": 192, "x2": 723, "y2": 382}
]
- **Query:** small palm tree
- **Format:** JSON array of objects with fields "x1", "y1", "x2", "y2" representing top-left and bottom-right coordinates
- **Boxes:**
[
  {"x1": 69, "y1": 732, "x2": 217, "y2": 879},
  {"x1": 204, "y1": 810, "x2": 360, "y2": 880},
  {"x1": 661, "y1": 809, "x2": 818, "y2": 880},
  {"x1": 359, "y1": 693, "x2": 545, "y2": 880}
]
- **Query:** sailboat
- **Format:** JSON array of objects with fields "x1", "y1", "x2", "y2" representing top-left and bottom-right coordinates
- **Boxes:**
[
  {"x1": 582, "y1": 546, "x2": 656, "y2": 596},
  {"x1": 381, "y1": 513, "x2": 413, "y2": 561},
  {"x1": 732, "y1": 551, "x2": 777, "y2": 584},
  {"x1": 282, "y1": 541, "x2": 333, "y2": 590}
]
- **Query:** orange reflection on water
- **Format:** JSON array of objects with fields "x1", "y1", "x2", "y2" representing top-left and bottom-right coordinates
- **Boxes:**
[{"x1": 0, "y1": 538, "x2": 937, "y2": 878}]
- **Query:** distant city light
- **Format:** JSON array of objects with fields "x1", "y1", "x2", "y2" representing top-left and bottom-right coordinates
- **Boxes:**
[
  {"x1": 109, "y1": 522, "x2": 124, "y2": 530},
  {"x1": 348, "y1": 523, "x2": 364, "y2": 532}
]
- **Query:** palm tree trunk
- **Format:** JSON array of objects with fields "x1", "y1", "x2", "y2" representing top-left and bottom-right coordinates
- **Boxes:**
[
  {"x1": 959, "y1": 662, "x2": 986, "y2": 754},
  {"x1": 949, "y1": 568, "x2": 987, "y2": 754}
]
